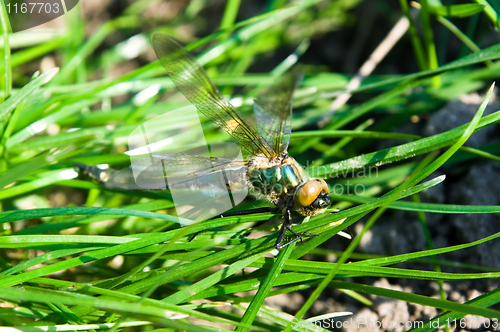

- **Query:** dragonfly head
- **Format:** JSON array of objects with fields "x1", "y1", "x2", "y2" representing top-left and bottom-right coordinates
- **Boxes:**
[{"x1": 294, "y1": 179, "x2": 331, "y2": 216}]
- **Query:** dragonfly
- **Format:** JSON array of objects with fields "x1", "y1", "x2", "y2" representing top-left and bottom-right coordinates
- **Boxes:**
[{"x1": 79, "y1": 33, "x2": 332, "y2": 249}]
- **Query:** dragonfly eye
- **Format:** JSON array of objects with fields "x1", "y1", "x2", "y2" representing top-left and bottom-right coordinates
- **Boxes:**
[{"x1": 296, "y1": 179, "x2": 328, "y2": 207}]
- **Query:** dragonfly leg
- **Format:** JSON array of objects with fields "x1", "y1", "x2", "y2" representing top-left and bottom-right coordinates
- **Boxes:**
[
  {"x1": 220, "y1": 206, "x2": 280, "y2": 237},
  {"x1": 187, "y1": 231, "x2": 202, "y2": 242},
  {"x1": 275, "y1": 208, "x2": 297, "y2": 249},
  {"x1": 275, "y1": 224, "x2": 288, "y2": 249},
  {"x1": 218, "y1": 206, "x2": 277, "y2": 218},
  {"x1": 275, "y1": 209, "x2": 318, "y2": 249},
  {"x1": 275, "y1": 233, "x2": 304, "y2": 249},
  {"x1": 188, "y1": 207, "x2": 278, "y2": 243}
]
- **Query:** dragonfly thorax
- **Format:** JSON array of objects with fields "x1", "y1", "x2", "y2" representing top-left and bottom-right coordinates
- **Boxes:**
[{"x1": 247, "y1": 155, "x2": 331, "y2": 216}]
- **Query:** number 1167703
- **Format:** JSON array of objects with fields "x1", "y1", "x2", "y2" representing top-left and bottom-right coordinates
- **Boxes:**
[
  {"x1": 6, "y1": 2, "x2": 60, "y2": 14},
  {"x1": 445, "y1": 317, "x2": 498, "y2": 330}
]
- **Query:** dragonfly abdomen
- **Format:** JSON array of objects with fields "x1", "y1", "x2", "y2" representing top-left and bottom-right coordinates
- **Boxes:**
[{"x1": 76, "y1": 163, "x2": 161, "y2": 190}]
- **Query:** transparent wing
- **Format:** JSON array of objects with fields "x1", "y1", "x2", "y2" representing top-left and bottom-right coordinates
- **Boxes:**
[
  {"x1": 152, "y1": 152, "x2": 249, "y2": 183},
  {"x1": 253, "y1": 68, "x2": 303, "y2": 154},
  {"x1": 80, "y1": 152, "x2": 249, "y2": 224},
  {"x1": 152, "y1": 33, "x2": 275, "y2": 159},
  {"x1": 82, "y1": 153, "x2": 248, "y2": 191}
]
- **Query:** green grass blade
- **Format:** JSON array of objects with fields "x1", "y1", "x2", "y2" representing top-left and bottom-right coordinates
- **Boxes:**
[
  {"x1": 330, "y1": 280, "x2": 500, "y2": 320},
  {"x1": 474, "y1": 0, "x2": 500, "y2": 29},
  {"x1": 429, "y1": 4, "x2": 485, "y2": 17},
  {"x1": 0, "y1": 68, "x2": 58, "y2": 121},
  {"x1": 0, "y1": 287, "x2": 222, "y2": 331},
  {"x1": 312, "y1": 110, "x2": 500, "y2": 178},
  {"x1": 164, "y1": 251, "x2": 266, "y2": 305},
  {"x1": 411, "y1": 287, "x2": 500, "y2": 331},
  {"x1": 0, "y1": 0, "x2": 11, "y2": 102},
  {"x1": 334, "y1": 195, "x2": 500, "y2": 214},
  {"x1": 237, "y1": 243, "x2": 295, "y2": 332},
  {"x1": 400, "y1": 0, "x2": 427, "y2": 70}
]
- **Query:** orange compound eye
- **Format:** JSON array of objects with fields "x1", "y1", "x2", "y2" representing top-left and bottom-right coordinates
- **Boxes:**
[
  {"x1": 296, "y1": 180, "x2": 323, "y2": 207},
  {"x1": 317, "y1": 179, "x2": 328, "y2": 194}
]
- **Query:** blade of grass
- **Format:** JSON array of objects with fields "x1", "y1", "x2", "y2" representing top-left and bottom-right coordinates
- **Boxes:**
[
  {"x1": 0, "y1": 0, "x2": 11, "y2": 102},
  {"x1": 355, "y1": 41, "x2": 500, "y2": 94},
  {"x1": 236, "y1": 242, "x2": 295, "y2": 332},
  {"x1": 311, "y1": 110, "x2": 500, "y2": 178},
  {"x1": 334, "y1": 194, "x2": 500, "y2": 214},
  {"x1": 0, "y1": 206, "x2": 181, "y2": 225},
  {"x1": 411, "y1": 287, "x2": 500, "y2": 331},
  {"x1": 49, "y1": 17, "x2": 140, "y2": 85},
  {"x1": 21, "y1": 279, "x2": 250, "y2": 329},
  {"x1": 220, "y1": 0, "x2": 241, "y2": 32},
  {"x1": 429, "y1": 4, "x2": 485, "y2": 17},
  {"x1": 5, "y1": 321, "x2": 151, "y2": 331},
  {"x1": 329, "y1": 280, "x2": 500, "y2": 320},
  {"x1": 0, "y1": 287, "x2": 223, "y2": 332},
  {"x1": 400, "y1": 0, "x2": 427, "y2": 70},
  {"x1": 0, "y1": 35, "x2": 66, "y2": 70},
  {"x1": 0, "y1": 68, "x2": 58, "y2": 122},
  {"x1": 421, "y1": 0, "x2": 440, "y2": 86},
  {"x1": 474, "y1": 0, "x2": 500, "y2": 30},
  {"x1": 164, "y1": 250, "x2": 266, "y2": 305}
]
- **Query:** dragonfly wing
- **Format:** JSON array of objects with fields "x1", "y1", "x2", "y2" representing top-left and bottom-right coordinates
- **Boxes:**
[
  {"x1": 152, "y1": 33, "x2": 275, "y2": 159},
  {"x1": 81, "y1": 152, "x2": 249, "y2": 223},
  {"x1": 139, "y1": 152, "x2": 250, "y2": 223},
  {"x1": 254, "y1": 68, "x2": 303, "y2": 155},
  {"x1": 151, "y1": 152, "x2": 248, "y2": 181},
  {"x1": 87, "y1": 153, "x2": 247, "y2": 189}
]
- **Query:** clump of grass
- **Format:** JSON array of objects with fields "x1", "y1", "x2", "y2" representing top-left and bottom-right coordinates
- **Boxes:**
[{"x1": 1, "y1": 1, "x2": 500, "y2": 331}]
